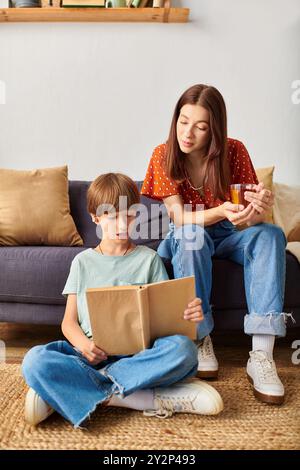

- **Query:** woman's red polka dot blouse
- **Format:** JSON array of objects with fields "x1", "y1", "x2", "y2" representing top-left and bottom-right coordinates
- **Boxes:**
[{"x1": 140, "y1": 138, "x2": 259, "y2": 211}]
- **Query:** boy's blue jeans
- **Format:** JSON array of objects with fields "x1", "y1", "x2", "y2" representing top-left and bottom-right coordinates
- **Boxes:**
[
  {"x1": 22, "y1": 335, "x2": 198, "y2": 428},
  {"x1": 157, "y1": 220, "x2": 288, "y2": 340}
]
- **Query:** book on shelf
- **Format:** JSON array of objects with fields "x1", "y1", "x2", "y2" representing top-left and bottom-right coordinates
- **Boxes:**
[
  {"x1": 127, "y1": 0, "x2": 152, "y2": 7},
  {"x1": 127, "y1": 1, "x2": 170, "y2": 7},
  {"x1": 153, "y1": 0, "x2": 164, "y2": 7},
  {"x1": 127, "y1": 0, "x2": 141, "y2": 7},
  {"x1": 86, "y1": 275, "x2": 197, "y2": 355},
  {"x1": 139, "y1": 0, "x2": 150, "y2": 7},
  {"x1": 62, "y1": 0, "x2": 105, "y2": 7}
]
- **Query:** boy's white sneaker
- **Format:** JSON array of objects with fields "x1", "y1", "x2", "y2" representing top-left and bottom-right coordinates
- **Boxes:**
[
  {"x1": 143, "y1": 380, "x2": 224, "y2": 418},
  {"x1": 197, "y1": 335, "x2": 219, "y2": 379},
  {"x1": 25, "y1": 387, "x2": 55, "y2": 426},
  {"x1": 247, "y1": 350, "x2": 285, "y2": 405}
]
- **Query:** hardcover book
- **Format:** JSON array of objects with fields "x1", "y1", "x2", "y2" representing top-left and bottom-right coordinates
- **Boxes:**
[{"x1": 86, "y1": 275, "x2": 197, "y2": 355}]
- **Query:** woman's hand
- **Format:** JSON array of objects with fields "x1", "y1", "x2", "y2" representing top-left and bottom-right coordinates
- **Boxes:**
[
  {"x1": 244, "y1": 182, "x2": 274, "y2": 215},
  {"x1": 184, "y1": 297, "x2": 203, "y2": 323},
  {"x1": 220, "y1": 182, "x2": 274, "y2": 226},
  {"x1": 81, "y1": 340, "x2": 108, "y2": 366},
  {"x1": 221, "y1": 201, "x2": 256, "y2": 226}
]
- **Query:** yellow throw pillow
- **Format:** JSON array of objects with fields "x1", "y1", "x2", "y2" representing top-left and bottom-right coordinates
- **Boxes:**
[
  {"x1": 255, "y1": 166, "x2": 274, "y2": 224},
  {"x1": 288, "y1": 226, "x2": 300, "y2": 242},
  {"x1": 237, "y1": 166, "x2": 274, "y2": 230},
  {"x1": 0, "y1": 165, "x2": 83, "y2": 246}
]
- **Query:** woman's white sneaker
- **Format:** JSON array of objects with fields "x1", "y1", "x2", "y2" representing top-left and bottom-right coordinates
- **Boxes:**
[
  {"x1": 197, "y1": 335, "x2": 219, "y2": 379},
  {"x1": 247, "y1": 350, "x2": 285, "y2": 405},
  {"x1": 25, "y1": 387, "x2": 55, "y2": 426},
  {"x1": 143, "y1": 380, "x2": 224, "y2": 418}
]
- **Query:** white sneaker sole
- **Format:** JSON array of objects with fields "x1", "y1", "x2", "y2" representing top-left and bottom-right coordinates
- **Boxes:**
[
  {"x1": 196, "y1": 369, "x2": 219, "y2": 379},
  {"x1": 247, "y1": 374, "x2": 285, "y2": 405},
  {"x1": 196, "y1": 380, "x2": 224, "y2": 414},
  {"x1": 179, "y1": 379, "x2": 224, "y2": 415},
  {"x1": 25, "y1": 388, "x2": 54, "y2": 426}
]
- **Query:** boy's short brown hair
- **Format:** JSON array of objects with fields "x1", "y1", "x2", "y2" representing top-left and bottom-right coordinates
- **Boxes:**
[{"x1": 87, "y1": 173, "x2": 140, "y2": 216}]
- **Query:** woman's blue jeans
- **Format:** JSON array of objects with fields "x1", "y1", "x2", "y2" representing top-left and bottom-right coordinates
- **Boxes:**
[
  {"x1": 22, "y1": 335, "x2": 198, "y2": 428},
  {"x1": 157, "y1": 220, "x2": 288, "y2": 340}
]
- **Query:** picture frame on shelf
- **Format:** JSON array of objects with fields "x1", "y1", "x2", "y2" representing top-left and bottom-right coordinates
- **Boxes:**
[{"x1": 41, "y1": 0, "x2": 61, "y2": 7}]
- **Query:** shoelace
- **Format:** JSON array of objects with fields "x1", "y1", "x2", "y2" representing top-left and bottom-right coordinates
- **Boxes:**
[
  {"x1": 198, "y1": 336, "x2": 215, "y2": 360},
  {"x1": 143, "y1": 408, "x2": 172, "y2": 419},
  {"x1": 253, "y1": 352, "x2": 279, "y2": 383},
  {"x1": 143, "y1": 396, "x2": 194, "y2": 419}
]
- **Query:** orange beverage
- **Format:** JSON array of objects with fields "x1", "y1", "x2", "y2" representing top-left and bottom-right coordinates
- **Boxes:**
[{"x1": 230, "y1": 184, "x2": 256, "y2": 208}]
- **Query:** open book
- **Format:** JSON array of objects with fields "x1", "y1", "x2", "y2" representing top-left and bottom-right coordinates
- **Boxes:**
[{"x1": 86, "y1": 276, "x2": 197, "y2": 355}]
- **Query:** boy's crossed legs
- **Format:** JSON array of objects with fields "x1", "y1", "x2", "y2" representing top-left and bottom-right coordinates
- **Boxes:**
[{"x1": 22, "y1": 335, "x2": 223, "y2": 427}]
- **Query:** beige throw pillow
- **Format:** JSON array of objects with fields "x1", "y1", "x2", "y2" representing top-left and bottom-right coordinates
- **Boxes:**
[
  {"x1": 255, "y1": 166, "x2": 274, "y2": 224},
  {"x1": 273, "y1": 182, "x2": 300, "y2": 242},
  {"x1": 237, "y1": 166, "x2": 274, "y2": 230},
  {"x1": 0, "y1": 165, "x2": 83, "y2": 246}
]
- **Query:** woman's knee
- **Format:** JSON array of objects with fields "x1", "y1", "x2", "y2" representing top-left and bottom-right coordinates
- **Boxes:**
[
  {"x1": 174, "y1": 224, "x2": 214, "y2": 254},
  {"x1": 174, "y1": 223, "x2": 204, "y2": 239},
  {"x1": 257, "y1": 223, "x2": 287, "y2": 246},
  {"x1": 268, "y1": 224, "x2": 286, "y2": 245}
]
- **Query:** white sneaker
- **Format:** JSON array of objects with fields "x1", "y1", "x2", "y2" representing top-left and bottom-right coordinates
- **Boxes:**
[
  {"x1": 247, "y1": 350, "x2": 285, "y2": 405},
  {"x1": 197, "y1": 335, "x2": 219, "y2": 379},
  {"x1": 143, "y1": 380, "x2": 224, "y2": 418},
  {"x1": 25, "y1": 387, "x2": 55, "y2": 426}
]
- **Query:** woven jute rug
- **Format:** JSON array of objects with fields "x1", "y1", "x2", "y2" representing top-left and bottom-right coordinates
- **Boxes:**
[{"x1": 0, "y1": 356, "x2": 299, "y2": 450}]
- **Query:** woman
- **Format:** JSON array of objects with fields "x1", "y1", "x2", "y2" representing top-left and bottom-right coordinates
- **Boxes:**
[{"x1": 141, "y1": 84, "x2": 287, "y2": 405}]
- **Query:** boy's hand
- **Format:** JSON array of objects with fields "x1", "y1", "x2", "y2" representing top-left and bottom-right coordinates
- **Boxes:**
[
  {"x1": 82, "y1": 340, "x2": 108, "y2": 365},
  {"x1": 184, "y1": 297, "x2": 203, "y2": 323}
]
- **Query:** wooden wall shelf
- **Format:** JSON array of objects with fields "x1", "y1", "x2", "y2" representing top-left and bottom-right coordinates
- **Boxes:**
[{"x1": 0, "y1": 7, "x2": 189, "y2": 23}]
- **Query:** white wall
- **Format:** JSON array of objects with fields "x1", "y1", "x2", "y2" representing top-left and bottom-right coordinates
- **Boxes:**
[{"x1": 0, "y1": 0, "x2": 299, "y2": 184}]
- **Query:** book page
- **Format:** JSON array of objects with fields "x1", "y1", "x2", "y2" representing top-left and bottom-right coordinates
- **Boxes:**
[
  {"x1": 86, "y1": 288, "x2": 145, "y2": 355},
  {"x1": 136, "y1": 286, "x2": 151, "y2": 350},
  {"x1": 146, "y1": 276, "x2": 197, "y2": 342}
]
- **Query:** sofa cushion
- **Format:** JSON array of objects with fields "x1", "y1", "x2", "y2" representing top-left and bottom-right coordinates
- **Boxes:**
[
  {"x1": 237, "y1": 166, "x2": 275, "y2": 231},
  {"x1": 1, "y1": 247, "x2": 298, "y2": 324},
  {"x1": 0, "y1": 302, "x2": 65, "y2": 325},
  {"x1": 68, "y1": 180, "x2": 97, "y2": 247},
  {"x1": 255, "y1": 166, "x2": 274, "y2": 224},
  {"x1": 0, "y1": 166, "x2": 83, "y2": 246},
  {"x1": 69, "y1": 180, "x2": 169, "y2": 250},
  {"x1": 0, "y1": 246, "x2": 86, "y2": 305}
]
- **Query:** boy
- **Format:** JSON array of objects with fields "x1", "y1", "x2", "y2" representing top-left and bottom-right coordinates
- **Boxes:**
[{"x1": 22, "y1": 173, "x2": 223, "y2": 427}]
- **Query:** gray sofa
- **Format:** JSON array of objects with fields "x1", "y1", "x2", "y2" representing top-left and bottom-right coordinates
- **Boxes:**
[{"x1": 0, "y1": 180, "x2": 299, "y2": 330}]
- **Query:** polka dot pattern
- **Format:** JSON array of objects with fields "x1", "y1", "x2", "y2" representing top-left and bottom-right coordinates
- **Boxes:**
[{"x1": 140, "y1": 138, "x2": 259, "y2": 210}]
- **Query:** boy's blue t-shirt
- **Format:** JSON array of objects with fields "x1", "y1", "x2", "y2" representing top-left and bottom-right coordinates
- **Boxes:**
[{"x1": 62, "y1": 245, "x2": 169, "y2": 339}]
